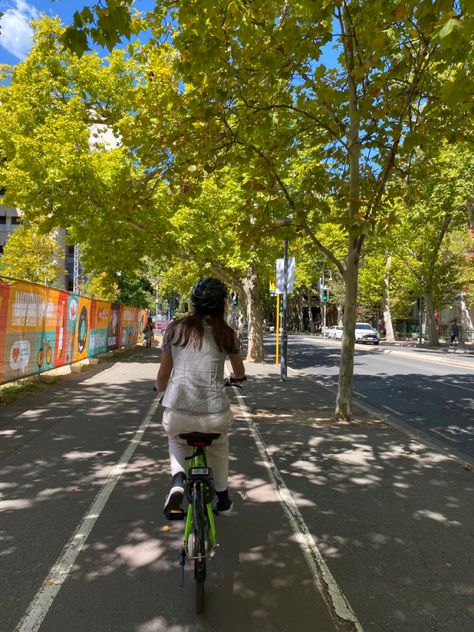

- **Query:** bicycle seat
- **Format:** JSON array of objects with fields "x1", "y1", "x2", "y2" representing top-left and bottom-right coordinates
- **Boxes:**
[{"x1": 179, "y1": 432, "x2": 220, "y2": 446}]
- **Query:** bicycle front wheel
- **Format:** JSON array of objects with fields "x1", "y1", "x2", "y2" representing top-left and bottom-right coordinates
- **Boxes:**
[{"x1": 193, "y1": 483, "x2": 207, "y2": 615}]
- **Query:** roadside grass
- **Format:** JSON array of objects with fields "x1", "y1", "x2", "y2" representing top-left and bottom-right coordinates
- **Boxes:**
[{"x1": 0, "y1": 375, "x2": 63, "y2": 406}]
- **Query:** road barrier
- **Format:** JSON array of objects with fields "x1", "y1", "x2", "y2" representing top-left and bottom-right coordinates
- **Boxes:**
[{"x1": 0, "y1": 276, "x2": 147, "y2": 385}]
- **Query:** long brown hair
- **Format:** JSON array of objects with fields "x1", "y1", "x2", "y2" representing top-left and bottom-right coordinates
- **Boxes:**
[{"x1": 168, "y1": 312, "x2": 237, "y2": 354}]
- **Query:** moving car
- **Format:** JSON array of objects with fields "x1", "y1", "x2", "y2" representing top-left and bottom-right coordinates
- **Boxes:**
[
  {"x1": 327, "y1": 325, "x2": 343, "y2": 339},
  {"x1": 355, "y1": 322, "x2": 380, "y2": 345}
]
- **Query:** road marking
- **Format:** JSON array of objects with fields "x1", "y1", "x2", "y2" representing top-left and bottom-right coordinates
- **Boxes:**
[
  {"x1": 380, "y1": 404, "x2": 403, "y2": 417},
  {"x1": 444, "y1": 382, "x2": 474, "y2": 394},
  {"x1": 430, "y1": 428, "x2": 458, "y2": 443},
  {"x1": 300, "y1": 336, "x2": 474, "y2": 369},
  {"x1": 235, "y1": 391, "x2": 364, "y2": 632},
  {"x1": 14, "y1": 398, "x2": 160, "y2": 632}
]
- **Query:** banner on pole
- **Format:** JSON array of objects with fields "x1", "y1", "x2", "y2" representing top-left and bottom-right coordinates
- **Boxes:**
[{"x1": 275, "y1": 258, "x2": 295, "y2": 294}]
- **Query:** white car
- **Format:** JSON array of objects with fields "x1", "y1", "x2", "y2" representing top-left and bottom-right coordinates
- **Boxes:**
[
  {"x1": 327, "y1": 325, "x2": 343, "y2": 339},
  {"x1": 355, "y1": 322, "x2": 380, "y2": 345}
]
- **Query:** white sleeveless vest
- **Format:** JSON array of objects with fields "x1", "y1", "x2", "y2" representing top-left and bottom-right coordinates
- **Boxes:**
[{"x1": 161, "y1": 324, "x2": 230, "y2": 414}]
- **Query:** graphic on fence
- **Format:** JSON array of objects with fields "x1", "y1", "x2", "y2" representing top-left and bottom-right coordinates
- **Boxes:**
[{"x1": 0, "y1": 277, "x2": 146, "y2": 385}]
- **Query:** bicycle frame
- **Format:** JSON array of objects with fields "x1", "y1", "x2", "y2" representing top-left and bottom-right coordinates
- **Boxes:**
[
  {"x1": 178, "y1": 434, "x2": 219, "y2": 614},
  {"x1": 183, "y1": 444, "x2": 217, "y2": 558}
]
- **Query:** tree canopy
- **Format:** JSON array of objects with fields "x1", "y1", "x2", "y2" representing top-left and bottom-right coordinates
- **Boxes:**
[{"x1": 1, "y1": 2, "x2": 473, "y2": 419}]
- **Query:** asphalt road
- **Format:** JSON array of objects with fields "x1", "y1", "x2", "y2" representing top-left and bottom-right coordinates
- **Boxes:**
[
  {"x1": 0, "y1": 351, "x2": 339, "y2": 632},
  {"x1": 2, "y1": 343, "x2": 473, "y2": 632},
  {"x1": 277, "y1": 335, "x2": 474, "y2": 461}
]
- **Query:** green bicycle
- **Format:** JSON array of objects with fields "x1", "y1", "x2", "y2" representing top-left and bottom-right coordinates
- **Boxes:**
[{"x1": 178, "y1": 431, "x2": 219, "y2": 614}]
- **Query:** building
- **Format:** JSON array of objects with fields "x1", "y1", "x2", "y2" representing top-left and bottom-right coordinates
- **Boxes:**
[{"x1": 0, "y1": 195, "x2": 21, "y2": 254}]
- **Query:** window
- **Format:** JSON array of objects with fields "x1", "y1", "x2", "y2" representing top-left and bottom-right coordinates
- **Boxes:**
[
  {"x1": 0, "y1": 216, "x2": 6, "y2": 225},
  {"x1": 11, "y1": 216, "x2": 21, "y2": 225}
]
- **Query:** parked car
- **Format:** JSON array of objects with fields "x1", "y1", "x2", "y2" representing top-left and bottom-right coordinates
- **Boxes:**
[
  {"x1": 327, "y1": 325, "x2": 343, "y2": 339},
  {"x1": 355, "y1": 322, "x2": 380, "y2": 345}
]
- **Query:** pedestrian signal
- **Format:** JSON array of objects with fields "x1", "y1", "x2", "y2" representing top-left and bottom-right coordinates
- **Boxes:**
[{"x1": 321, "y1": 288, "x2": 329, "y2": 302}]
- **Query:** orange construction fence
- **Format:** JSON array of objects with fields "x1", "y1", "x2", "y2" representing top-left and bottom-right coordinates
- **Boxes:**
[{"x1": 0, "y1": 276, "x2": 147, "y2": 385}]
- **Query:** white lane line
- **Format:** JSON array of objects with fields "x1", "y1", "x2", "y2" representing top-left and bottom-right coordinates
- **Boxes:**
[
  {"x1": 14, "y1": 398, "x2": 160, "y2": 632},
  {"x1": 235, "y1": 391, "x2": 364, "y2": 632},
  {"x1": 430, "y1": 428, "x2": 458, "y2": 443},
  {"x1": 445, "y1": 382, "x2": 474, "y2": 394}
]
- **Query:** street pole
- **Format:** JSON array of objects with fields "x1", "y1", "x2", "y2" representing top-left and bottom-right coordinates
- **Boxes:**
[
  {"x1": 321, "y1": 267, "x2": 326, "y2": 330},
  {"x1": 281, "y1": 237, "x2": 288, "y2": 382},
  {"x1": 275, "y1": 293, "x2": 280, "y2": 365}
]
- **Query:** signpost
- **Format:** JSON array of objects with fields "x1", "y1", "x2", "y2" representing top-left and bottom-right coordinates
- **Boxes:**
[{"x1": 275, "y1": 251, "x2": 295, "y2": 381}]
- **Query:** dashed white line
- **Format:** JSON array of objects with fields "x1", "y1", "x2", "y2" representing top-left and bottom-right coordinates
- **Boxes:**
[
  {"x1": 14, "y1": 398, "x2": 160, "y2": 632},
  {"x1": 235, "y1": 390, "x2": 364, "y2": 632}
]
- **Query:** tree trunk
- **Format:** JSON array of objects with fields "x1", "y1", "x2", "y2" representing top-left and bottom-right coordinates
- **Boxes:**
[
  {"x1": 297, "y1": 290, "x2": 305, "y2": 332},
  {"x1": 308, "y1": 298, "x2": 315, "y2": 332},
  {"x1": 336, "y1": 243, "x2": 359, "y2": 421},
  {"x1": 424, "y1": 293, "x2": 439, "y2": 345},
  {"x1": 335, "y1": 6, "x2": 362, "y2": 421},
  {"x1": 383, "y1": 255, "x2": 396, "y2": 342},
  {"x1": 242, "y1": 265, "x2": 265, "y2": 362}
]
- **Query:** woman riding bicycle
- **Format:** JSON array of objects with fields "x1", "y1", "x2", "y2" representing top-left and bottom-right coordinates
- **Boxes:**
[{"x1": 155, "y1": 278, "x2": 246, "y2": 518}]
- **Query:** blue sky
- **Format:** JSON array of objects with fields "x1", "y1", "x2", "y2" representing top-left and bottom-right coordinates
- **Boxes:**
[
  {"x1": 0, "y1": 1, "x2": 340, "y2": 68},
  {"x1": 0, "y1": 0, "x2": 156, "y2": 64}
]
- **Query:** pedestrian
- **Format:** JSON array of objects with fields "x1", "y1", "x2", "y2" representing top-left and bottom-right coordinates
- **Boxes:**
[
  {"x1": 450, "y1": 320, "x2": 460, "y2": 345},
  {"x1": 143, "y1": 316, "x2": 155, "y2": 348},
  {"x1": 155, "y1": 278, "x2": 246, "y2": 519}
]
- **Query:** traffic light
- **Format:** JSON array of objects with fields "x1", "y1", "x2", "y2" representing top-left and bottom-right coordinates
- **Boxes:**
[
  {"x1": 231, "y1": 292, "x2": 238, "y2": 306},
  {"x1": 321, "y1": 288, "x2": 329, "y2": 302}
]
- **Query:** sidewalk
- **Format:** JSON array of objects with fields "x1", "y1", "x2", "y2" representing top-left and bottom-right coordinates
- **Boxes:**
[
  {"x1": 309, "y1": 331, "x2": 474, "y2": 355},
  {"x1": 232, "y1": 360, "x2": 473, "y2": 632}
]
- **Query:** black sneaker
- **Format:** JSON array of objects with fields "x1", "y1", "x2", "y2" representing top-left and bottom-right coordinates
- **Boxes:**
[
  {"x1": 214, "y1": 500, "x2": 233, "y2": 517},
  {"x1": 163, "y1": 486, "x2": 185, "y2": 520},
  {"x1": 214, "y1": 489, "x2": 233, "y2": 516}
]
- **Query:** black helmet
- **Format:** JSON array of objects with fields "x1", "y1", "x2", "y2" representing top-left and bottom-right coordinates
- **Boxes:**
[{"x1": 191, "y1": 278, "x2": 228, "y2": 312}]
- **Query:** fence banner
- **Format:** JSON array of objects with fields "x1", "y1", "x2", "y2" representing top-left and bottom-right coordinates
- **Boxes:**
[{"x1": 0, "y1": 276, "x2": 147, "y2": 385}]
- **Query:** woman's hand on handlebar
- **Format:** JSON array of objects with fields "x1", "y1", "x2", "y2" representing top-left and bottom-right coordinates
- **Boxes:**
[{"x1": 224, "y1": 375, "x2": 247, "y2": 388}]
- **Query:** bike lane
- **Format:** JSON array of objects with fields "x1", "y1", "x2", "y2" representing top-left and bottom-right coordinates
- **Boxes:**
[{"x1": 2, "y1": 350, "x2": 340, "y2": 632}]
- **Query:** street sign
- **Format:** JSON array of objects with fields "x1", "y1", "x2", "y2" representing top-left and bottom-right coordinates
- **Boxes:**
[{"x1": 276, "y1": 257, "x2": 295, "y2": 294}]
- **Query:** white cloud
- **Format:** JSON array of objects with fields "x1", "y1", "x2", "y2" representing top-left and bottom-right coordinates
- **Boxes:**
[{"x1": 0, "y1": 1, "x2": 39, "y2": 60}]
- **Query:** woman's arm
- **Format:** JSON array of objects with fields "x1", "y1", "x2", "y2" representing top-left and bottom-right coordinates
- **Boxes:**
[
  {"x1": 229, "y1": 353, "x2": 246, "y2": 380},
  {"x1": 156, "y1": 351, "x2": 173, "y2": 391}
]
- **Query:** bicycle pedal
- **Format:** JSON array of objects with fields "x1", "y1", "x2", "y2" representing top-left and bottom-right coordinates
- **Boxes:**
[{"x1": 165, "y1": 509, "x2": 185, "y2": 521}]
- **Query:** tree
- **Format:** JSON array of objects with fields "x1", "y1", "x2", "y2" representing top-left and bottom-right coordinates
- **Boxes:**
[
  {"x1": 390, "y1": 145, "x2": 474, "y2": 344},
  {"x1": 110, "y1": 0, "x2": 472, "y2": 419},
  {"x1": 0, "y1": 222, "x2": 65, "y2": 284},
  {"x1": 8, "y1": 5, "x2": 474, "y2": 420}
]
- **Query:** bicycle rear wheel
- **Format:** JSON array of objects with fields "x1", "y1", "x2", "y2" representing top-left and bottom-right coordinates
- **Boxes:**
[{"x1": 194, "y1": 534, "x2": 206, "y2": 614}]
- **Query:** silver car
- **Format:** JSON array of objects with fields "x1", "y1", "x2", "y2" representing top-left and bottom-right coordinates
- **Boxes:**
[
  {"x1": 355, "y1": 322, "x2": 380, "y2": 345},
  {"x1": 327, "y1": 325, "x2": 343, "y2": 339}
]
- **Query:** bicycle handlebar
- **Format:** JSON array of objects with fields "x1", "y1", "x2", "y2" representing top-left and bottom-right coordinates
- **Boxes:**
[{"x1": 224, "y1": 375, "x2": 247, "y2": 388}]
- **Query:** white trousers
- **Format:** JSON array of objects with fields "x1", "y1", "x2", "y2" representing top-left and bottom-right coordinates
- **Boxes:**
[{"x1": 162, "y1": 408, "x2": 233, "y2": 492}]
